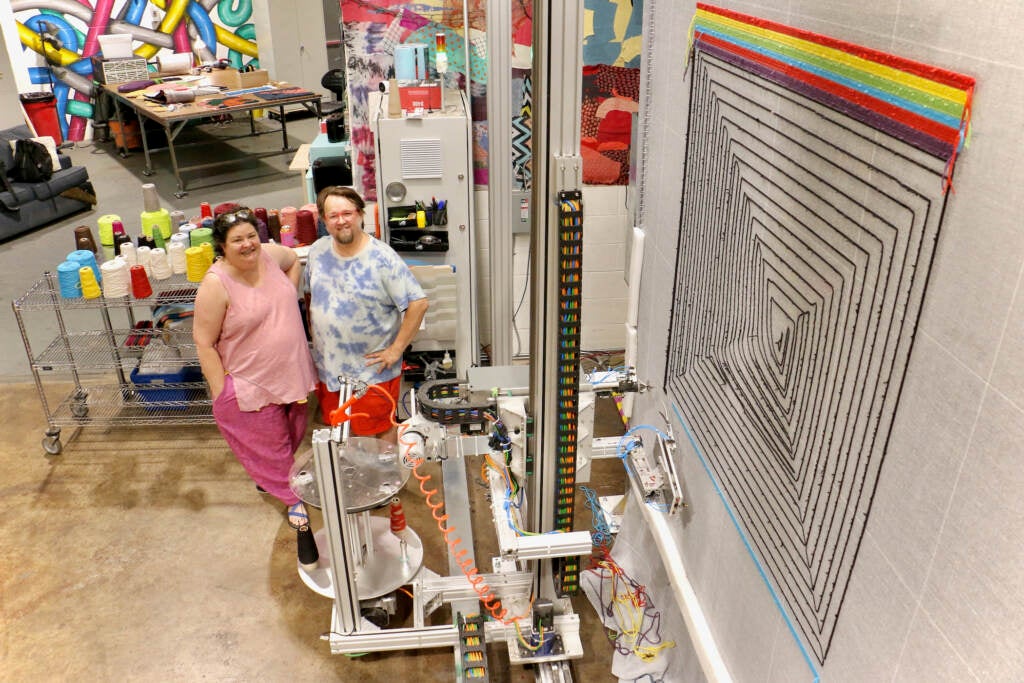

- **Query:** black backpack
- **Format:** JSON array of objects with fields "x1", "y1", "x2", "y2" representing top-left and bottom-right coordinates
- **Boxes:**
[{"x1": 12, "y1": 138, "x2": 54, "y2": 183}]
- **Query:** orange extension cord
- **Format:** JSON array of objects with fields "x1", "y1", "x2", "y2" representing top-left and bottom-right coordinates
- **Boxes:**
[{"x1": 332, "y1": 382, "x2": 527, "y2": 626}]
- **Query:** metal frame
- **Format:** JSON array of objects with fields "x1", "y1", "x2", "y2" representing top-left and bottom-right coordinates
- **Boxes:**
[
  {"x1": 103, "y1": 84, "x2": 321, "y2": 197},
  {"x1": 529, "y1": 0, "x2": 585, "y2": 597},
  {"x1": 486, "y1": 0, "x2": 514, "y2": 365},
  {"x1": 14, "y1": 271, "x2": 214, "y2": 454}
]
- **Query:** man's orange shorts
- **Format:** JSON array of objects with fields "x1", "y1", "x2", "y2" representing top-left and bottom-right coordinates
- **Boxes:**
[{"x1": 315, "y1": 376, "x2": 401, "y2": 436}]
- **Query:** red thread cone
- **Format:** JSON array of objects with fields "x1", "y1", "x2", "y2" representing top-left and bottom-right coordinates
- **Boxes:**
[
  {"x1": 129, "y1": 265, "x2": 152, "y2": 298},
  {"x1": 389, "y1": 497, "x2": 407, "y2": 533}
]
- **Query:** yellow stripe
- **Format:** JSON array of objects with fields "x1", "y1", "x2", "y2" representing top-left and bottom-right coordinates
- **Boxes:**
[
  {"x1": 134, "y1": 0, "x2": 190, "y2": 59},
  {"x1": 17, "y1": 22, "x2": 81, "y2": 66},
  {"x1": 695, "y1": 8, "x2": 967, "y2": 106},
  {"x1": 148, "y1": 0, "x2": 260, "y2": 59}
]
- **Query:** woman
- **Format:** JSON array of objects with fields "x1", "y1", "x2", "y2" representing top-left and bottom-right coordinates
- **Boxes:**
[{"x1": 193, "y1": 208, "x2": 316, "y2": 529}]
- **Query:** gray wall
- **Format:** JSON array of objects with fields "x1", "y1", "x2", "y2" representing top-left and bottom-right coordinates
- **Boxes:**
[{"x1": 632, "y1": 1, "x2": 1024, "y2": 681}]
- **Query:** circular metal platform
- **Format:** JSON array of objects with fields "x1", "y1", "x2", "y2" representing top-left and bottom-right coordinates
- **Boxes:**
[
  {"x1": 297, "y1": 518, "x2": 424, "y2": 599},
  {"x1": 289, "y1": 436, "x2": 411, "y2": 511}
]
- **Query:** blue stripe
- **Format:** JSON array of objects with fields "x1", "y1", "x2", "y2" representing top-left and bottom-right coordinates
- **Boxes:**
[{"x1": 670, "y1": 401, "x2": 820, "y2": 683}]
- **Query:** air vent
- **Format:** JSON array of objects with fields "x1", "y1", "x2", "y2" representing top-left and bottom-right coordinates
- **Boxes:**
[{"x1": 400, "y1": 138, "x2": 443, "y2": 178}]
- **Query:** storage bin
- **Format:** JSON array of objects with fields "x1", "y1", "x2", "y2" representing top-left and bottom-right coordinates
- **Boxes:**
[{"x1": 131, "y1": 365, "x2": 204, "y2": 409}]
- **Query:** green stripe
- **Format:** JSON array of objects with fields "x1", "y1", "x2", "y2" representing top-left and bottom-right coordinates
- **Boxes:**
[{"x1": 697, "y1": 18, "x2": 964, "y2": 120}]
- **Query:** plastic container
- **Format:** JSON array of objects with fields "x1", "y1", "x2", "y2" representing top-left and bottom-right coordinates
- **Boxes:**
[
  {"x1": 130, "y1": 365, "x2": 204, "y2": 409},
  {"x1": 20, "y1": 92, "x2": 63, "y2": 144}
]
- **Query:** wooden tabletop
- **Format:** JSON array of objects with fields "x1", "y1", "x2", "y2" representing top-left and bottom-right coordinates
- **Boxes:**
[{"x1": 102, "y1": 82, "x2": 321, "y2": 125}]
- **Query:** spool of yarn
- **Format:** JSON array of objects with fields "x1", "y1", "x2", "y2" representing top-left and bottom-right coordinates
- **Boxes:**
[
  {"x1": 73, "y1": 225, "x2": 98, "y2": 254},
  {"x1": 141, "y1": 209, "x2": 172, "y2": 241},
  {"x1": 280, "y1": 206, "x2": 298, "y2": 232},
  {"x1": 185, "y1": 246, "x2": 208, "y2": 282},
  {"x1": 119, "y1": 241, "x2": 138, "y2": 266},
  {"x1": 178, "y1": 222, "x2": 196, "y2": 239},
  {"x1": 129, "y1": 265, "x2": 153, "y2": 298},
  {"x1": 169, "y1": 233, "x2": 189, "y2": 248},
  {"x1": 267, "y1": 209, "x2": 282, "y2": 242},
  {"x1": 170, "y1": 209, "x2": 187, "y2": 229},
  {"x1": 57, "y1": 260, "x2": 82, "y2": 298},
  {"x1": 201, "y1": 217, "x2": 214, "y2": 229},
  {"x1": 97, "y1": 214, "x2": 120, "y2": 246},
  {"x1": 136, "y1": 245, "x2": 152, "y2": 276},
  {"x1": 67, "y1": 249, "x2": 101, "y2": 283},
  {"x1": 150, "y1": 248, "x2": 172, "y2": 280},
  {"x1": 279, "y1": 224, "x2": 296, "y2": 247},
  {"x1": 100, "y1": 259, "x2": 130, "y2": 297},
  {"x1": 200, "y1": 202, "x2": 212, "y2": 219},
  {"x1": 79, "y1": 266, "x2": 102, "y2": 299},
  {"x1": 112, "y1": 220, "x2": 130, "y2": 252},
  {"x1": 190, "y1": 226, "x2": 213, "y2": 248},
  {"x1": 300, "y1": 203, "x2": 319, "y2": 222},
  {"x1": 137, "y1": 234, "x2": 155, "y2": 249},
  {"x1": 295, "y1": 209, "x2": 317, "y2": 245},
  {"x1": 214, "y1": 202, "x2": 240, "y2": 218},
  {"x1": 168, "y1": 241, "x2": 187, "y2": 274},
  {"x1": 142, "y1": 182, "x2": 161, "y2": 213},
  {"x1": 253, "y1": 208, "x2": 269, "y2": 242},
  {"x1": 199, "y1": 241, "x2": 214, "y2": 266}
]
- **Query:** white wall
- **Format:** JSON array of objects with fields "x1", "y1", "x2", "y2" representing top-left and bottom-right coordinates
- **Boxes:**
[
  {"x1": 631, "y1": 1, "x2": 1024, "y2": 681},
  {"x1": 474, "y1": 185, "x2": 629, "y2": 359},
  {"x1": 0, "y1": 25, "x2": 26, "y2": 129}
]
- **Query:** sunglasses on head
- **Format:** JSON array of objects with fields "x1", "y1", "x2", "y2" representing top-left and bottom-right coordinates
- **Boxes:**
[{"x1": 216, "y1": 209, "x2": 255, "y2": 228}]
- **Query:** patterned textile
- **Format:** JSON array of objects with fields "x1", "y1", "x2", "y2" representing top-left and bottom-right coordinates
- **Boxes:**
[
  {"x1": 304, "y1": 236, "x2": 426, "y2": 391},
  {"x1": 581, "y1": 64, "x2": 640, "y2": 185}
]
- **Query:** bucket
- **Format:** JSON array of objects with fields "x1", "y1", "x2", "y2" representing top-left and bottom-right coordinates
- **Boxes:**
[
  {"x1": 19, "y1": 92, "x2": 63, "y2": 144},
  {"x1": 109, "y1": 120, "x2": 142, "y2": 150}
]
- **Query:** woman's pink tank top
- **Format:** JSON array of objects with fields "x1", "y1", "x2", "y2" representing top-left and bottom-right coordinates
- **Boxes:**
[{"x1": 209, "y1": 250, "x2": 316, "y2": 411}]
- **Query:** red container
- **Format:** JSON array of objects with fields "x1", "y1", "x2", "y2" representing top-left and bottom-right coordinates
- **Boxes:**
[{"x1": 20, "y1": 92, "x2": 63, "y2": 144}]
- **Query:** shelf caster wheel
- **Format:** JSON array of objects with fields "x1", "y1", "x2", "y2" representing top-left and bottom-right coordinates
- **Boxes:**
[
  {"x1": 142, "y1": 169, "x2": 154, "y2": 177},
  {"x1": 118, "y1": 150, "x2": 128, "y2": 159},
  {"x1": 174, "y1": 190, "x2": 188, "y2": 199},
  {"x1": 42, "y1": 428, "x2": 62, "y2": 455},
  {"x1": 71, "y1": 402, "x2": 89, "y2": 418}
]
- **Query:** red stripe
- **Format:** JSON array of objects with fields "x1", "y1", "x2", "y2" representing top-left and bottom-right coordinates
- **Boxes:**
[
  {"x1": 695, "y1": 31, "x2": 960, "y2": 146},
  {"x1": 696, "y1": 3, "x2": 975, "y2": 91}
]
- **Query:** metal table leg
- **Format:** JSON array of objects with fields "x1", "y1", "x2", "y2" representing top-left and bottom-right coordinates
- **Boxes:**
[
  {"x1": 166, "y1": 120, "x2": 190, "y2": 197},
  {"x1": 137, "y1": 109, "x2": 154, "y2": 176},
  {"x1": 279, "y1": 105, "x2": 289, "y2": 149}
]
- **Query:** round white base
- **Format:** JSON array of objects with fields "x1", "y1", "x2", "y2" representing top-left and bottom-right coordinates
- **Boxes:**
[{"x1": 297, "y1": 518, "x2": 424, "y2": 599}]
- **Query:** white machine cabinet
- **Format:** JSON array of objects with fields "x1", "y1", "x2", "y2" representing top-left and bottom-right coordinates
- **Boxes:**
[{"x1": 370, "y1": 90, "x2": 479, "y2": 378}]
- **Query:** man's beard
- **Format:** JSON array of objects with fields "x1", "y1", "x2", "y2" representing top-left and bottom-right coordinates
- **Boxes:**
[{"x1": 333, "y1": 227, "x2": 354, "y2": 245}]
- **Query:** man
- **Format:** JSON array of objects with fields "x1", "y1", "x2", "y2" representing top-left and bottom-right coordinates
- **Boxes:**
[{"x1": 305, "y1": 186, "x2": 428, "y2": 443}]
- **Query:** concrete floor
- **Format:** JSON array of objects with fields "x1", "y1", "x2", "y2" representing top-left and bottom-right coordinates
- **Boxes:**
[{"x1": 1, "y1": 116, "x2": 627, "y2": 680}]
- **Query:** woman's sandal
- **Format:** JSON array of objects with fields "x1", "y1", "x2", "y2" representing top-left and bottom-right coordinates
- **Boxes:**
[{"x1": 287, "y1": 502, "x2": 309, "y2": 530}]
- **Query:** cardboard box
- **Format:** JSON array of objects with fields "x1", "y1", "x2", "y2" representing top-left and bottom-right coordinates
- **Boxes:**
[{"x1": 205, "y1": 68, "x2": 270, "y2": 90}]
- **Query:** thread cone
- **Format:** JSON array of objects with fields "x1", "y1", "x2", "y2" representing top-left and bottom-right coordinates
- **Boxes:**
[
  {"x1": 389, "y1": 497, "x2": 407, "y2": 534},
  {"x1": 297, "y1": 525, "x2": 319, "y2": 569}
]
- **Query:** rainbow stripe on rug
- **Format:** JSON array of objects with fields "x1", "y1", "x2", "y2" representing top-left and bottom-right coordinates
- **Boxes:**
[{"x1": 692, "y1": 4, "x2": 975, "y2": 188}]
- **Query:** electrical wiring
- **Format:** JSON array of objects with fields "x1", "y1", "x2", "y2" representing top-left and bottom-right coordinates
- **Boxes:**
[
  {"x1": 579, "y1": 485, "x2": 612, "y2": 557},
  {"x1": 585, "y1": 558, "x2": 676, "y2": 664},
  {"x1": 393, "y1": 403, "x2": 530, "y2": 626}
]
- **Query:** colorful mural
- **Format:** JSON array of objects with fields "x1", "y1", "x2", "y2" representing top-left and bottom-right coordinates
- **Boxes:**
[
  {"x1": 342, "y1": 0, "x2": 643, "y2": 196},
  {"x1": 7, "y1": 0, "x2": 259, "y2": 142}
]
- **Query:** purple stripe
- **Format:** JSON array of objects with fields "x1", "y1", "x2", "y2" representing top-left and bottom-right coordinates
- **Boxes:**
[{"x1": 698, "y1": 40, "x2": 954, "y2": 160}]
